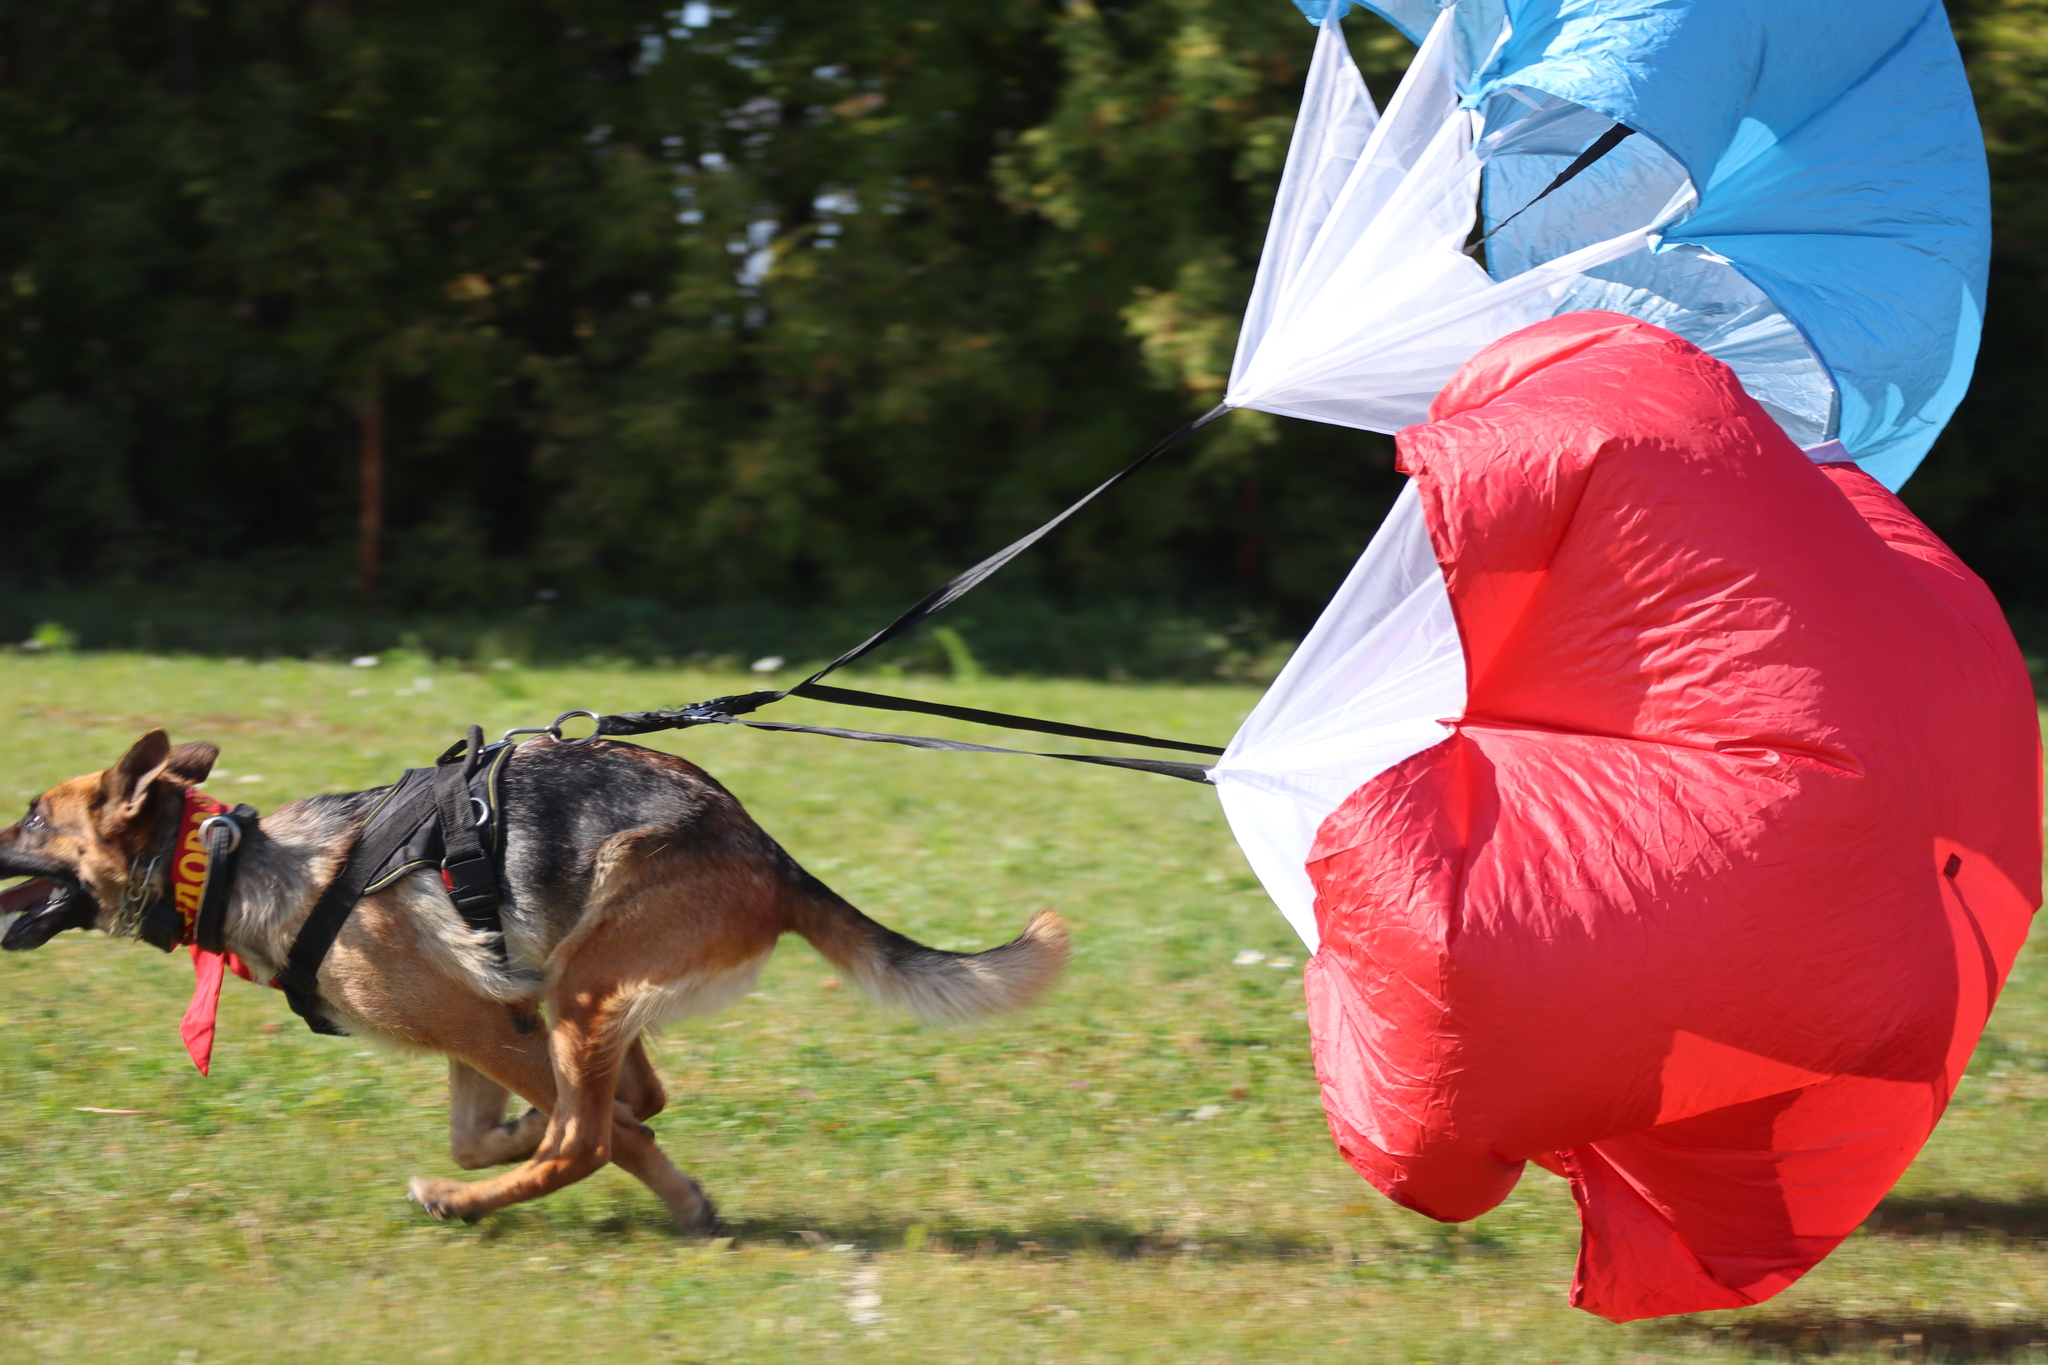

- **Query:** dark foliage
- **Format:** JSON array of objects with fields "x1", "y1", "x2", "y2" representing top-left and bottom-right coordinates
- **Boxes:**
[{"x1": 0, "y1": 0, "x2": 2038, "y2": 669}]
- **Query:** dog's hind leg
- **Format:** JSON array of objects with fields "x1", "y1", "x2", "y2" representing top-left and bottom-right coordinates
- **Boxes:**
[
  {"x1": 406, "y1": 839, "x2": 771, "y2": 1229},
  {"x1": 409, "y1": 975, "x2": 717, "y2": 1230},
  {"x1": 446, "y1": 1054, "x2": 646, "y2": 1174},
  {"x1": 447, "y1": 1059, "x2": 548, "y2": 1170}
]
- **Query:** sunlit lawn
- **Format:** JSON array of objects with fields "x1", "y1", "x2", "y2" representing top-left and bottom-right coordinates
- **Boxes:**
[{"x1": 0, "y1": 653, "x2": 2042, "y2": 1362}]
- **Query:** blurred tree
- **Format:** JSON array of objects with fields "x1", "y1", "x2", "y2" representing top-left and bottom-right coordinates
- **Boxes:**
[
  {"x1": 0, "y1": 0, "x2": 1411, "y2": 634},
  {"x1": 0, "y1": 0, "x2": 685, "y2": 606},
  {"x1": 537, "y1": 0, "x2": 1412, "y2": 618},
  {"x1": 0, "y1": 0, "x2": 2039, "y2": 647}
]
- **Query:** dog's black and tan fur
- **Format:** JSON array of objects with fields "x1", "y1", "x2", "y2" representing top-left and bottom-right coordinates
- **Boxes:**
[{"x1": 0, "y1": 730, "x2": 1068, "y2": 1226}]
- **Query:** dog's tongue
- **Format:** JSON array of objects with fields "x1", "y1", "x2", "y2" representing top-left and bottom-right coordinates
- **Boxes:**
[
  {"x1": 0, "y1": 877, "x2": 58, "y2": 917},
  {"x1": 1, "y1": 879, "x2": 92, "y2": 951}
]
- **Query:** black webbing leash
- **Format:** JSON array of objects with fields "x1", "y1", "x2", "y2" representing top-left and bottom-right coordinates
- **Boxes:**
[
  {"x1": 681, "y1": 713, "x2": 1213, "y2": 783},
  {"x1": 794, "y1": 403, "x2": 1229, "y2": 688},
  {"x1": 594, "y1": 403, "x2": 1233, "y2": 780},
  {"x1": 600, "y1": 681, "x2": 1224, "y2": 757}
]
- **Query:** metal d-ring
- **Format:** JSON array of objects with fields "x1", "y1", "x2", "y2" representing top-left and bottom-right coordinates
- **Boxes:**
[
  {"x1": 469, "y1": 796, "x2": 491, "y2": 827},
  {"x1": 196, "y1": 813, "x2": 243, "y2": 854},
  {"x1": 500, "y1": 710, "x2": 602, "y2": 745},
  {"x1": 500, "y1": 725, "x2": 554, "y2": 743}
]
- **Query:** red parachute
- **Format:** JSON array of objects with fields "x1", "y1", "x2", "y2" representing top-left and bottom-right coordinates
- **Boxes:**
[{"x1": 1299, "y1": 313, "x2": 2041, "y2": 1321}]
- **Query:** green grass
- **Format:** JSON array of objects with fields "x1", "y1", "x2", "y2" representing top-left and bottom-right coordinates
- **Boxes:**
[{"x1": 0, "y1": 653, "x2": 2041, "y2": 1363}]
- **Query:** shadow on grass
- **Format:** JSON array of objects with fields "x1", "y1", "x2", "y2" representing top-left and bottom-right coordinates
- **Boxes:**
[
  {"x1": 1866, "y1": 1193, "x2": 2048, "y2": 1240},
  {"x1": 727, "y1": 1209, "x2": 1327, "y2": 1259},
  {"x1": 1659, "y1": 1313, "x2": 2048, "y2": 1360},
  {"x1": 470, "y1": 1204, "x2": 1330, "y2": 1258}
]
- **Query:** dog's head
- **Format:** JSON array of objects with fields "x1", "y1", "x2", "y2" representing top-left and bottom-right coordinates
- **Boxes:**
[{"x1": 0, "y1": 730, "x2": 218, "y2": 951}]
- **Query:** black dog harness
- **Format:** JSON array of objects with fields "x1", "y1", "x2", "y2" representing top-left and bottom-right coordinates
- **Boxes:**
[{"x1": 271, "y1": 724, "x2": 516, "y2": 1035}]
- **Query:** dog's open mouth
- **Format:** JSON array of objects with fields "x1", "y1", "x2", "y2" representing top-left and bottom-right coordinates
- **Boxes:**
[{"x1": 0, "y1": 877, "x2": 95, "y2": 951}]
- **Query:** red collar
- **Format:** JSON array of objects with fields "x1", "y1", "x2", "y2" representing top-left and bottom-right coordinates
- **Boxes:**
[
  {"x1": 167, "y1": 789, "x2": 226, "y2": 945},
  {"x1": 169, "y1": 788, "x2": 261, "y2": 1074}
]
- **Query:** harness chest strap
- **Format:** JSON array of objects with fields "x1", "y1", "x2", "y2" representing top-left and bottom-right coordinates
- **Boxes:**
[
  {"x1": 273, "y1": 774, "x2": 436, "y2": 1037},
  {"x1": 275, "y1": 727, "x2": 513, "y2": 1037}
]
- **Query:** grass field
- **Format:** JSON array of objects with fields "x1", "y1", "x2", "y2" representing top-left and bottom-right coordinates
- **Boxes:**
[{"x1": 0, "y1": 653, "x2": 2042, "y2": 1363}]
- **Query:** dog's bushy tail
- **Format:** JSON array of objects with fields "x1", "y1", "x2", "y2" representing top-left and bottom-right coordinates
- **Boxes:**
[{"x1": 788, "y1": 877, "x2": 1068, "y2": 1025}]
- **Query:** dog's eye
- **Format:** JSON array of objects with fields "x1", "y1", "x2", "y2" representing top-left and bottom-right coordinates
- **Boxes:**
[{"x1": 21, "y1": 809, "x2": 44, "y2": 830}]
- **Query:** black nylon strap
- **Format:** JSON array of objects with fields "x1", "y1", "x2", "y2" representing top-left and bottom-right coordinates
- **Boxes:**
[
  {"x1": 589, "y1": 406, "x2": 1234, "y2": 777},
  {"x1": 796, "y1": 403, "x2": 1228, "y2": 689},
  {"x1": 135, "y1": 787, "x2": 193, "y2": 953},
  {"x1": 699, "y1": 714, "x2": 1213, "y2": 784},
  {"x1": 598, "y1": 682, "x2": 1225, "y2": 759},
  {"x1": 787, "y1": 683, "x2": 1226, "y2": 756},
  {"x1": 598, "y1": 690, "x2": 783, "y2": 736},
  {"x1": 435, "y1": 726, "x2": 488, "y2": 872},
  {"x1": 276, "y1": 770, "x2": 440, "y2": 1035},
  {"x1": 434, "y1": 724, "x2": 504, "y2": 933},
  {"x1": 193, "y1": 803, "x2": 258, "y2": 955}
]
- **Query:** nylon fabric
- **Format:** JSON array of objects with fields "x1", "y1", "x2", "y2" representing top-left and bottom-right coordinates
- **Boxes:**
[
  {"x1": 1313, "y1": 0, "x2": 1988, "y2": 484},
  {"x1": 1225, "y1": 7, "x2": 1662, "y2": 439},
  {"x1": 277, "y1": 769, "x2": 447, "y2": 1035},
  {"x1": 1210, "y1": 480, "x2": 1465, "y2": 949},
  {"x1": 1252, "y1": 1, "x2": 1986, "y2": 485},
  {"x1": 697, "y1": 714, "x2": 1214, "y2": 784},
  {"x1": 1297, "y1": 313, "x2": 2041, "y2": 1320}
]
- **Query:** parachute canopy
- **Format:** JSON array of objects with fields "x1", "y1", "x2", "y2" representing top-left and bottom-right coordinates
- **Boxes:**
[
  {"x1": 1208, "y1": 0, "x2": 2030, "y2": 1321},
  {"x1": 1294, "y1": 313, "x2": 2038, "y2": 1321},
  {"x1": 1229, "y1": 0, "x2": 1988, "y2": 489}
]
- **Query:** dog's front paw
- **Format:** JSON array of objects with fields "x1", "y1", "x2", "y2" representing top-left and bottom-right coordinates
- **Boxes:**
[{"x1": 407, "y1": 1176, "x2": 480, "y2": 1223}]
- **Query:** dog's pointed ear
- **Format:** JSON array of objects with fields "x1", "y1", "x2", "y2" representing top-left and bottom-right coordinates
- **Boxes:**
[
  {"x1": 100, "y1": 730, "x2": 171, "y2": 816},
  {"x1": 163, "y1": 742, "x2": 218, "y2": 786}
]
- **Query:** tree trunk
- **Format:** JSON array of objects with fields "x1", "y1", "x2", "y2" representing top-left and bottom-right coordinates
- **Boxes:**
[{"x1": 358, "y1": 363, "x2": 383, "y2": 597}]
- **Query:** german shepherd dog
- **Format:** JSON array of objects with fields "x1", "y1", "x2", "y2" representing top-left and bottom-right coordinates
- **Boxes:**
[{"x1": 0, "y1": 730, "x2": 1068, "y2": 1227}]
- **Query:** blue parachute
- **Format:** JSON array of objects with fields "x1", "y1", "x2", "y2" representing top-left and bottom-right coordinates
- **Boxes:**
[{"x1": 1280, "y1": 0, "x2": 1988, "y2": 488}]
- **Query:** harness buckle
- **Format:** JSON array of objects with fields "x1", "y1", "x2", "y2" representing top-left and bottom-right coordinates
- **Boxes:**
[{"x1": 440, "y1": 856, "x2": 499, "y2": 913}]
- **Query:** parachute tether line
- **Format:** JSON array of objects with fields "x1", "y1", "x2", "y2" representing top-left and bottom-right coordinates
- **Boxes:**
[
  {"x1": 1464, "y1": 123, "x2": 1636, "y2": 258},
  {"x1": 594, "y1": 403, "x2": 1232, "y2": 781},
  {"x1": 638, "y1": 713, "x2": 1215, "y2": 784},
  {"x1": 792, "y1": 402, "x2": 1231, "y2": 688}
]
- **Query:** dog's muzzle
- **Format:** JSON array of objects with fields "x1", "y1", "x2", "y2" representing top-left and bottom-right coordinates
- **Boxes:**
[{"x1": 0, "y1": 877, "x2": 98, "y2": 951}]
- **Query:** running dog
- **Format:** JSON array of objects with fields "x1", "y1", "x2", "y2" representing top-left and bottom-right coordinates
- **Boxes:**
[{"x1": 0, "y1": 730, "x2": 1068, "y2": 1227}]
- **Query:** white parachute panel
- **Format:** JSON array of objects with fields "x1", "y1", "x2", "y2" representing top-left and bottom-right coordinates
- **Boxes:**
[
  {"x1": 1225, "y1": 6, "x2": 1656, "y2": 435},
  {"x1": 1225, "y1": 7, "x2": 1835, "y2": 446},
  {"x1": 1211, "y1": 483, "x2": 1464, "y2": 950}
]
